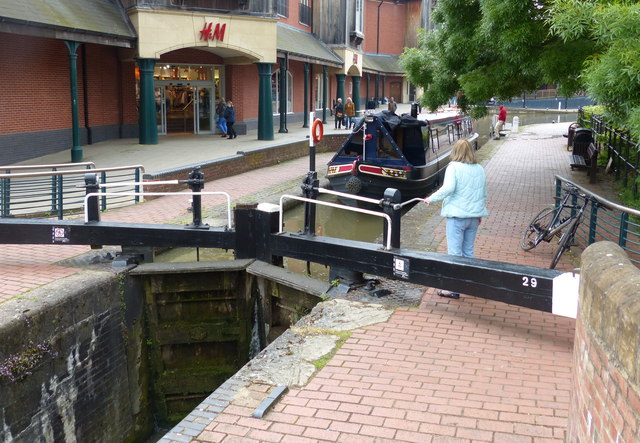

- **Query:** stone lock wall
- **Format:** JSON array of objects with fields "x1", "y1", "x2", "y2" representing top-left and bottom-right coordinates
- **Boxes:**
[
  {"x1": 0, "y1": 271, "x2": 153, "y2": 442},
  {"x1": 568, "y1": 242, "x2": 640, "y2": 442}
]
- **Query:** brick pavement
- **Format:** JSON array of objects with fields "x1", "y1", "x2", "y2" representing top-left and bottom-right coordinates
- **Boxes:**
[
  {"x1": 2, "y1": 120, "x2": 613, "y2": 441},
  {"x1": 160, "y1": 122, "x2": 612, "y2": 442}
]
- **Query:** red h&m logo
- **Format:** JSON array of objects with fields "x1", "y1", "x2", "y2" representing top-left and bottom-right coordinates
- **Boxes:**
[{"x1": 200, "y1": 22, "x2": 226, "y2": 42}]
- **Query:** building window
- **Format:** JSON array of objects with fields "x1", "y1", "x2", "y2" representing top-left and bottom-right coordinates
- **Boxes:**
[
  {"x1": 272, "y1": 70, "x2": 293, "y2": 114},
  {"x1": 276, "y1": 0, "x2": 288, "y2": 17},
  {"x1": 355, "y1": 0, "x2": 364, "y2": 34},
  {"x1": 299, "y1": 0, "x2": 311, "y2": 26}
]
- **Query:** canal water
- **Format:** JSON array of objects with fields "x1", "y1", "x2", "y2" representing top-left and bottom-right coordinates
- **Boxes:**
[{"x1": 156, "y1": 109, "x2": 577, "y2": 271}]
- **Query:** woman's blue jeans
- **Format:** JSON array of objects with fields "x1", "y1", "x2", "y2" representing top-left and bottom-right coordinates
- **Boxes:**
[{"x1": 446, "y1": 217, "x2": 481, "y2": 258}]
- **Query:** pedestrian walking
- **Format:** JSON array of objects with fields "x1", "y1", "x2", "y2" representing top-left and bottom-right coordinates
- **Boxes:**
[
  {"x1": 494, "y1": 105, "x2": 507, "y2": 139},
  {"x1": 334, "y1": 98, "x2": 344, "y2": 129},
  {"x1": 388, "y1": 97, "x2": 397, "y2": 113},
  {"x1": 344, "y1": 97, "x2": 355, "y2": 129},
  {"x1": 216, "y1": 98, "x2": 227, "y2": 137},
  {"x1": 224, "y1": 101, "x2": 237, "y2": 139}
]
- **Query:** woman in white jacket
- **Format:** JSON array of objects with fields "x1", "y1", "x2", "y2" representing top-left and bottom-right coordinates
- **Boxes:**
[{"x1": 425, "y1": 139, "x2": 488, "y2": 298}]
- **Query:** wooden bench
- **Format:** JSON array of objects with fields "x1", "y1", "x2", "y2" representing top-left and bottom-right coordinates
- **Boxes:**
[{"x1": 569, "y1": 143, "x2": 598, "y2": 183}]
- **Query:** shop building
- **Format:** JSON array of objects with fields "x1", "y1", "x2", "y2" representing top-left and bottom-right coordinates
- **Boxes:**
[{"x1": 0, "y1": 0, "x2": 429, "y2": 164}]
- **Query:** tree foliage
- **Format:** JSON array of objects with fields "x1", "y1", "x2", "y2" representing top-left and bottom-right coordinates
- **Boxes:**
[
  {"x1": 548, "y1": 0, "x2": 640, "y2": 138},
  {"x1": 400, "y1": 0, "x2": 595, "y2": 119}
]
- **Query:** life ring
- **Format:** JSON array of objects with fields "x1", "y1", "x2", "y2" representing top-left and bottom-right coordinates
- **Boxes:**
[{"x1": 312, "y1": 119, "x2": 324, "y2": 144}]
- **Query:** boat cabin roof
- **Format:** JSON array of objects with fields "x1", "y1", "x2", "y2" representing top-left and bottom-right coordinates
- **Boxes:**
[{"x1": 336, "y1": 111, "x2": 429, "y2": 166}]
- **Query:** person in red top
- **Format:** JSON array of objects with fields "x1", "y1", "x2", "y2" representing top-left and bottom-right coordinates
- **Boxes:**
[{"x1": 494, "y1": 105, "x2": 507, "y2": 139}]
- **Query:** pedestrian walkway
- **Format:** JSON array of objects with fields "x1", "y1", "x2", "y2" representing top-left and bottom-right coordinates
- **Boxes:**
[{"x1": 1, "y1": 110, "x2": 611, "y2": 441}]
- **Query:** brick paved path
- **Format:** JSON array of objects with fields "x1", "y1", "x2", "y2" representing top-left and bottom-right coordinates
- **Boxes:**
[
  {"x1": 2, "y1": 122, "x2": 612, "y2": 441},
  {"x1": 164, "y1": 123, "x2": 605, "y2": 442}
]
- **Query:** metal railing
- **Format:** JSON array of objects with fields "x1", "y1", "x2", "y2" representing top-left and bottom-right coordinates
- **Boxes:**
[
  {"x1": 0, "y1": 164, "x2": 145, "y2": 219},
  {"x1": 578, "y1": 108, "x2": 640, "y2": 198},
  {"x1": 554, "y1": 175, "x2": 640, "y2": 265},
  {"x1": 279, "y1": 188, "x2": 394, "y2": 250},
  {"x1": 427, "y1": 116, "x2": 475, "y2": 152}
]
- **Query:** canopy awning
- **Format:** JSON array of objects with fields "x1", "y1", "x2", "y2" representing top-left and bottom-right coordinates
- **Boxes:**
[{"x1": 277, "y1": 23, "x2": 342, "y2": 67}]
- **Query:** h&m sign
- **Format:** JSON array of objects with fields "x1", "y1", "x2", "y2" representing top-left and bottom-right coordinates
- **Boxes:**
[{"x1": 200, "y1": 22, "x2": 226, "y2": 42}]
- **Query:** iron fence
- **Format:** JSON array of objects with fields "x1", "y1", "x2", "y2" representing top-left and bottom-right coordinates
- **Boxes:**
[
  {"x1": 0, "y1": 164, "x2": 145, "y2": 220},
  {"x1": 578, "y1": 108, "x2": 640, "y2": 198},
  {"x1": 554, "y1": 175, "x2": 640, "y2": 265}
]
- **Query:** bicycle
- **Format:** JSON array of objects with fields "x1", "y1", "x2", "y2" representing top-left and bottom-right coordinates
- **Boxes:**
[{"x1": 520, "y1": 185, "x2": 606, "y2": 269}]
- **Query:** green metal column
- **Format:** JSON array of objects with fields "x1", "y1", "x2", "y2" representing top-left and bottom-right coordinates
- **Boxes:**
[
  {"x1": 65, "y1": 41, "x2": 83, "y2": 162},
  {"x1": 303, "y1": 62, "x2": 309, "y2": 128},
  {"x1": 278, "y1": 56, "x2": 288, "y2": 133},
  {"x1": 366, "y1": 73, "x2": 371, "y2": 101},
  {"x1": 336, "y1": 74, "x2": 345, "y2": 105},
  {"x1": 257, "y1": 63, "x2": 274, "y2": 141},
  {"x1": 375, "y1": 74, "x2": 380, "y2": 103},
  {"x1": 352, "y1": 76, "x2": 361, "y2": 112},
  {"x1": 322, "y1": 66, "x2": 328, "y2": 124},
  {"x1": 381, "y1": 75, "x2": 386, "y2": 101},
  {"x1": 137, "y1": 58, "x2": 158, "y2": 145}
]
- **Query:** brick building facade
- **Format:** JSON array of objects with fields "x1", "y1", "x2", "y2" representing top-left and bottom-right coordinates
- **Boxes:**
[{"x1": 0, "y1": 0, "x2": 427, "y2": 164}]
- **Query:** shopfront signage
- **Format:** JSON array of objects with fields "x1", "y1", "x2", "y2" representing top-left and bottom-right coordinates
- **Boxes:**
[{"x1": 200, "y1": 22, "x2": 226, "y2": 42}]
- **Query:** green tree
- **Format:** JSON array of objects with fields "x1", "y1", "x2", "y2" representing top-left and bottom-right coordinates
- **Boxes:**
[
  {"x1": 548, "y1": 0, "x2": 640, "y2": 138},
  {"x1": 401, "y1": 0, "x2": 594, "y2": 119}
]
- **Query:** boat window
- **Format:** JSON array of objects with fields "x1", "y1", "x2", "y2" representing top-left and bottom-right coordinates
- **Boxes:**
[
  {"x1": 402, "y1": 126, "x2": 426, "y2": 166},
  {"x1": 377, "y1": 130, "x2": 401, "y2": 159},
  {"x1": 342, "y1": 138, "x2": 363, "y2": 157}
]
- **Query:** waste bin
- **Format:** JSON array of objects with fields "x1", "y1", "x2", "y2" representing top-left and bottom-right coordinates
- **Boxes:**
[
  {"x1": 410, "y1": 102, "x2": 421, "y2": 118},
  {"x1": 572, "y1": 128, "x2": 592, "y2": 158},
  {"x1": 566, "y1": 122, "x2": 579, "y2": 149}
]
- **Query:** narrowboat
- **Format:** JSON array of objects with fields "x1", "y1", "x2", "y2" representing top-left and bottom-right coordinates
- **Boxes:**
[{"x1": 326, "y1": 110, "x2": 478, "y2": 205}]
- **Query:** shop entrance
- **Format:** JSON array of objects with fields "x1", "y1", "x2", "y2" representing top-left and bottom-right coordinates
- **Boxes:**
[
  {"x1": 155, "y1": 85, "x2": 214, "y2": 134},
  {"x1": 153, "y1": 64, "x2": 223, "y2": 135}
]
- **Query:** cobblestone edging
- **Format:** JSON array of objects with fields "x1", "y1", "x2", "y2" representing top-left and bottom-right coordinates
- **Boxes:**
[{"x1": 160, "y1": 378, "x2": 250, "y2": 442}]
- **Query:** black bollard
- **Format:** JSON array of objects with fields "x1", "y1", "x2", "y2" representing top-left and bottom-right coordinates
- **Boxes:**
[
  {"x1": 301, "y1": 171, "x2": 319, "y2": 235},
  {"x1": 84, "y1": 173, "x2": 100, "y2": 222},
  {"x1": 381, "y1": 188, "x2": 401, "y2": 249},
  {"x1": 183, "y1": 166, "x2": 208, "y2": 229}
]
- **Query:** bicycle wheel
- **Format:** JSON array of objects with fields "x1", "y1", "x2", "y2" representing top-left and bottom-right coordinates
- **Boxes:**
[
  {"x1": 521, "y1": 207, "x2": 555, "y2": 251},
  {"x1": 550, "y1": 218, "x2": 578, "y2": 269}
]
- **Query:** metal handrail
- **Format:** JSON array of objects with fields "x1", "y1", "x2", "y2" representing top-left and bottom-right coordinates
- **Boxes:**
[
  {"x1": 0, "y1": 164, "x2": 145, "y2": 179},
  {"x1": 84, "y1": 191, "x2": 232, "y2": 227},
  {"x1": 554, "y1": 175, "x2": 640, "y2": 264},
  {"x1": 0, "y1": 162, "x2": 96, "y2": 171},
  {"x1": 0, "y1": 165, "x2": 146, "y2": 219},
  {"x1": 555, "y1": 175, "x2": 640, "y2": 217},
  {"x1": 278, "y1": 192, "x2": 394, "y2": 250}
]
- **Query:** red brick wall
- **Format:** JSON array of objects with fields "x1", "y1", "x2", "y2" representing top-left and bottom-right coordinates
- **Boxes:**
[
  {"x1": 278, "y1": 0, "x2": 312, "y2": 31},
  {"x1": 362, "y1": 0, "x2": 406, "y2": 54},
  {"x1": 0, "y1": 33, "x2": 136, "y2": 135},
  {"x1": 0, "y1": 33, "x2": 71, "y2": 133},
  {"x1": 83, "y1": 44, "x2": 124, "y2": 126},
  {"x1": 120, "y1": 58, "x2": 138, "y2": 125},
  {"x1": 225, "y1": 64, "x2": 260, "y2": 122},
  {"x1": 289, "y1": 60, "x2": 306, "y2": 113}
]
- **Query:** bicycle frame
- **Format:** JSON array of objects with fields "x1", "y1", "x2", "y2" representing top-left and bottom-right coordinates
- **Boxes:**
[{"x1": 539, "y1": 188, "x2": 581, "y2": 243}]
